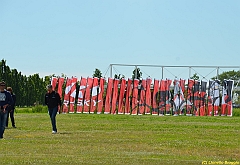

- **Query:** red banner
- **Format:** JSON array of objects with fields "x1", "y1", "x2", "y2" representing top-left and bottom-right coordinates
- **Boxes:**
[
  {"x1": 57, "y1": 77, "x2": 65, "y2": 113},
  {"x1": 90, "y1": 78, "x2": 99, "y2": 114},
  {"x1": 186, "y1": 79, "x2": 194, "y2": 116},
  {"x1": 97, "y1": 78, "x2": 105, "y2": 114},
  {"x1": 193, "y1": 80, "x2": 200, "y2": 116},
  {"x1": 111, "y1": 79, "x2": 119, "y2": 114},
  {"x1": 139, "y1": 79, "x2": 146, "y2": 115},
  {"x1": 125, "y1": 79, "x2": 132, "y2": 115},
  {"x1": 159, "y1": 80, "x2": 166, "y2": 116},
  {"x1": 69, "y1": 77, "x2": 77, "y2": 113},
  {"x1": 207, "y1": 80, "x2": 214, "y2": 116},
  {"x1": 83, "y1": 77, "x2": 93, "y2": 113},
  {"x1": 104, "y1": 78, "x2": 113, "y2": 114},
  {"x1": 77, "y1": 77, "x2": 87, "y2": 113},
  {"x1": 199, "y1": 81, "x2": 207, "y2": 116},
  {"x1": 51, "y1": 77, "x2": 58, "y2": 91},
  {"x1": 152, "y1": 79, "x2": 160, "y2": 115},
  {"x1": 118, "y1": 78, "x2": 126, "y2": 114},
  {"x1": 165, "y1": 79, "x2": 172, "y2": 115},
  {"x1": 131, "y1": 79, "x2": 139, "y2": 115},
  {"x1": 62, "y1": 78, "x2": 72, "y2": 113},
  {"x1": 222, "y1": 80, "x2": 234, "y2": 116},
  {"x1": 145, "y1": 78, "x2": 152, "y2": 115}
]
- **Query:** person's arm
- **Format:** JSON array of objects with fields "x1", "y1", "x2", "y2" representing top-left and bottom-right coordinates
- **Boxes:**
[
  {"x1": 3, "y1": 92, "x2": 13, "y2": 110},
  {"x1": 12, "y1": 94, "x2": 16, "y2": 107},
  {"x1": 45, "y1": 94, "x2": 48, "y2": 105}
]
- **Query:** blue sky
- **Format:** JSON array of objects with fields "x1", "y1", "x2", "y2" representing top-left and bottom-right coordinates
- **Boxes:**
[{"x1": 1, "y1": 0, "x2": 240, "y2": 80}]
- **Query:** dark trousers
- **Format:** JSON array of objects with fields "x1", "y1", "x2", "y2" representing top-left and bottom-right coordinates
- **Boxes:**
[
  {"x1": 6, "y1": 109, "x2": 15, "y2": 127},
  {"x1": 0, "y1": 110, "x2": 8, "y2": 138},
  {"x1": 48, "y1": 106, "x2": 58, "y2": 132}
]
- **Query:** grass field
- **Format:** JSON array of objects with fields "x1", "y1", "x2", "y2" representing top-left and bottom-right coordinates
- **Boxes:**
[{"x1": 0, "y1": 113, "x2": 239, "y2": 165}]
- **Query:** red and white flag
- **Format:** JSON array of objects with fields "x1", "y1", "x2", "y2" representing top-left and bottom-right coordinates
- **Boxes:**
[
  {"x1": 97, "y1": 78, "x2": 105, "y2": 114},
  {"x1": 51, "y1": 77, "x2": 58, "y2": 91},
  {"x1": 118, "y1": 78, "x2": 126, "y2": 114},
  {"x1": 131, "y1": 79, "x2": 139, "y2": 115},
  {"x1": 193, "y1": 80, "x2": 200, "y2": 116},
  {"x1": 165, "y1": 79, "x2": 172, "y2": 115},
  {"x1": 90, "y1": 77, "x2": 99, "y2": 114},
  {"x1": 69, "y1": 77, "x2": 77, "y2": 113},
  {"x1": 152, "y1": 79, "x2": 160, "y2": 115},
  {"x1": 213, "y1": 80, "x2": 220, "y2": 116},
  {"x1": 57, "y1": 77, "x2": 65, "y2": 113},
  {"x1": 62, "y1": 78, "x2": 72, "y2": 113},
  {"x1": 111, "y1": 79, "x2": 119, "y2": 114},
  {"x1": 125, "y1": 79, "x2": 132, "y2": 115},
  {"x1": 145, "y1": 78, "x2": 152, "y2": 115},
  {"x1": 77, "y1": 77, "x2": 87, "y2": 113},
  {"x1": 186, "y1": 79, "x2": 194, "y2": 116},
  {"x1": 83, "y1": 77, "x2": 93, "y2": 113},
  {"x1": 199, "y1": 81, "x2": 207, "y2": 116},
  {"x1": 139, "y1": 79, "x2": 146, "y2": 115},
  {"x1": 221, "y1": 80, "x2": 234, "y2": 116},
  {"x1": 207, "y1": 80, "x2": 214, "y2": 116},
  {"x1": 104, "y1": 78, "x2": 113, "y2": 114},
  {"x1": 159, "y1": 80, "x2": 166, "y2": 116}
]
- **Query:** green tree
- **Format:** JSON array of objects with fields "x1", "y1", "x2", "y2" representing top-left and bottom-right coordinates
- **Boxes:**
[
  {"x1": 93, "y1": 68, "x2": 102, "y2": 78},
  {"x1": 114, "y1": 74, "x2": 125, "y2": 79},
  {"x1": 190, "y1": 73, "x2": 199, "y2": 80},
  {"x1": 132, "y1": 67, "x2": 142, "y2": 80}
]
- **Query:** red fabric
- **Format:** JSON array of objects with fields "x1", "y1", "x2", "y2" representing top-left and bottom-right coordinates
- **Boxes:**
[
  {"x1": 193, "y1": 81, "x2": 200, "y2": 116},
  {"x1": 145, "y1": 78, "x2": 152, "y2": 114},
  {"x1": 152, "y1": 79, "x2": 160, "y2": 115},
  {"x1": 51, "y1": 77, "x2": 58, "y2": 91},
  {"x1": 125, "y1": 79, "x2": 132, "y2": 114},
  {"x1": 165, "y1": 79, "x2": 172, "y2": 115},
  {"x1": 118, "y1": 78, "x2": 126, "y2": 114},
  {"x1": 90, "y1": 78, "x2": 99, "y2": 113},
  {"x1": 57, "y1": 77, "x2": 65, "y2": 99},
  {"x1": 69, "y1": 77, "x2": 77, "y2": 113},
  {"x1": 131, "y1": 79, "x2": 139, "y2": 115},
  {"x1": 83, "y1": 77, "x2": 93, "y2": 113},
  {"x1": 159, "y1": 80, "x2": 166, "y2": 115},
  {"x1": 97, "y1": 78, "x2": 105, "y2": 114},
  {"x1": 104, "y1": 78, "x2": 113, "y2": 114},
  {"x1": 111, "y1": 79, "x2": 119, "y2": 114},
  {"x1": 186, "y1": 79, "x2": 194, "y2": 115},
  {"x1": 62, "y1": 78, "x2": 72, "y2": 113},
  {"x1": 139, "y1": 79, "x2": 146, "y2": 115},
  {"x1": 77, "y1": 77, "x2": 87, "y2": 113}
]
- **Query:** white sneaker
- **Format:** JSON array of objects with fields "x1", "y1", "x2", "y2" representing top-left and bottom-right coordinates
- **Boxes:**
[{"x1": 52, "y1": 131, "x2": 57, "y2": 134}]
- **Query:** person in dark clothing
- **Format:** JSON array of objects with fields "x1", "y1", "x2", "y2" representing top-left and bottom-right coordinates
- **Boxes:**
[
  {"x1": 6, "y1": 87, "x2": 16, "y2": 128},
  {"x1": 45, "y1": 84, "x2": 61, "y2": 134},
  {"x1": 0, "y1": 81, "x2": 13, "y2": 139}
]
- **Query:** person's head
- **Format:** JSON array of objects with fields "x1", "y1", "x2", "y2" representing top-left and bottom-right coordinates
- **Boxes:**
[
  {"x1": 47, "y1": 84, "x2": 53, "y2": 93},
  {"x1": 0, "y1": 81, "x2": 6, "y2": 91},
  {"x1": 7, "y1": 87, "x2": 13, "y2": 94}
]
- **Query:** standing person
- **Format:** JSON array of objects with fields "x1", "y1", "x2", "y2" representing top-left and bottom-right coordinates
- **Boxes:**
[
  {"x1": 45, "y1": 85, "x2": 61, "y2": 134},
  {"x1": 0, "y1": 81, "x2": 13, "y2": 139},
  {"x1": 6, "y1": 87, "x2": 16, "y2": 128}
]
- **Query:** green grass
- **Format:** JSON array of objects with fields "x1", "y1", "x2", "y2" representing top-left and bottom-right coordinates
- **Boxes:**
[{"x1": 0, "y1": 113, "x2": 239, "y2": 165}]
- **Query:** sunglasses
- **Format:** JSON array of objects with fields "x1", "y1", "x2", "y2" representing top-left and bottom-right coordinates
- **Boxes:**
[{"x1": 0, "y1": 84, "x2": 6, "y2": 86}]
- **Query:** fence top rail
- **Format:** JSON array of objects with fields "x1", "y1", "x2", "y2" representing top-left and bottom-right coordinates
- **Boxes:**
[{"x1": 110, "y1": 64, "x2": 240, "y2": 69}]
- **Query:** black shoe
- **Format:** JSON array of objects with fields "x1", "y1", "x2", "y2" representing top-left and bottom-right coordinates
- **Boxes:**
[{"x1": 12, "y1": 126, "x2": 17, "y2": 128}]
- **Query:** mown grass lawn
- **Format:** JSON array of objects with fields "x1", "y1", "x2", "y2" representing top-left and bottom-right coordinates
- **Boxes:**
[{"x1": 0, "y1": 113, "x2": 239, "y2": 165}]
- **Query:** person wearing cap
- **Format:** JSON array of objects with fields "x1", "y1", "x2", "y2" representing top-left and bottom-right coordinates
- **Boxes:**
[
  {"x1": 0, "y1": 81, "x2": 13, "y2": 139},
  {"x1": 6, "y1": 87, "x2": 16, "y2": 128},
  {"x1": 45, "y1": 84, "x2": 61, "y2": 134}
]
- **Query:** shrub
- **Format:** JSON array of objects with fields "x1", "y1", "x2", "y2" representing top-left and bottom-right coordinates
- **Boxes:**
[{"x1": 32, "y1": 105, "x2": 48, "y2": 113}]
